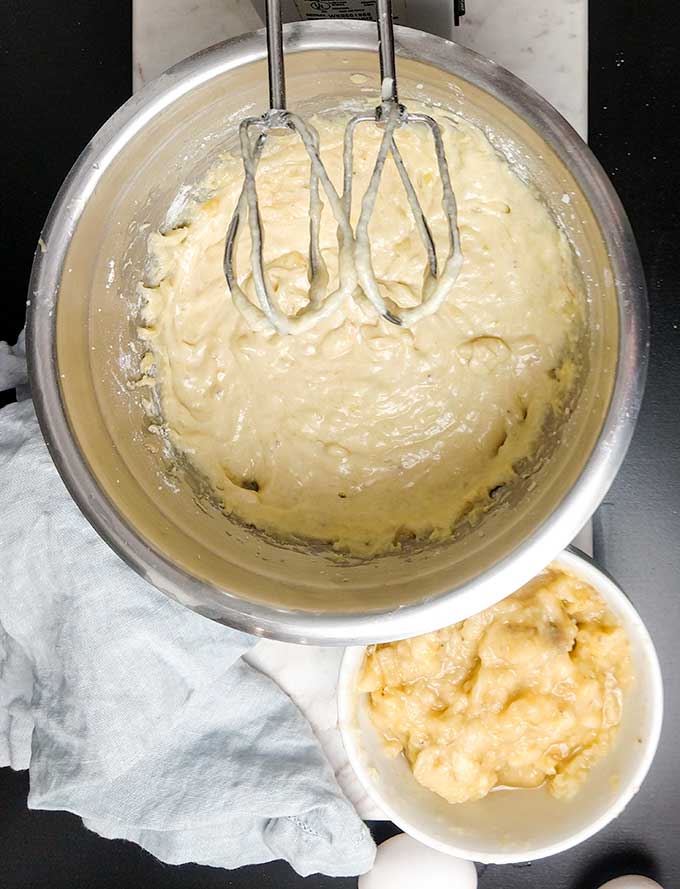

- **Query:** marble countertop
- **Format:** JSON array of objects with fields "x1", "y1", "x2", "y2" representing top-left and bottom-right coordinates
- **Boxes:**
[
  {"x1": 133, "y1": 0, "x2": 587, "y2": 135},
  {"x1": 132, "y1": 0, "x2": 589, "y2": 820}
]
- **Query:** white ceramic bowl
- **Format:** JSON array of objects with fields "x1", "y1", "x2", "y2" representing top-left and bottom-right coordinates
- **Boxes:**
[{"x1": 338, "y1": 549, "x2": 663, "y2": 863}]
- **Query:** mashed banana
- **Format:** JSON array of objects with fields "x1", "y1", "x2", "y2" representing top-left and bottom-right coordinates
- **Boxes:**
[
  {"x1": 359, "y1": 567, "x2": 632, "y2": 803},
  {"x1": 139, "y1": 110, "x2": 584, "y2": 556}
]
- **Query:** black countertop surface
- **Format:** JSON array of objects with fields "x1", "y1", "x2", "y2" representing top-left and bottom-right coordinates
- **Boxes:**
[{"x1": 1, "y1": 1, "x2": 679, "y2": 886}]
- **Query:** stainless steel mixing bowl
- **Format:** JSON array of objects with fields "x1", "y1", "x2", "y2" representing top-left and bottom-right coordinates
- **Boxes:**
[{"x1": 27, "y1": 21, "x2": 648, "y2": 644}]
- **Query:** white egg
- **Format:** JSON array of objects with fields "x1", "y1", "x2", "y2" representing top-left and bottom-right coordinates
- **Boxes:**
[
  {"x1": 598, "y1": 877, "x2": 663, "y2": 889},
  {"x1": 359, "y1": 833, "x2": 477, "y2": 889}
]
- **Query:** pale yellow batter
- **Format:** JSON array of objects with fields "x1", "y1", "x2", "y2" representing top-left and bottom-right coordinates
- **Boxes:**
[
  {"x1": 139, "y1": 110, "x2": 584, "y2": 556},
  {"x1": 359, "y1": 567, "x2": 632, "y2": 804}
]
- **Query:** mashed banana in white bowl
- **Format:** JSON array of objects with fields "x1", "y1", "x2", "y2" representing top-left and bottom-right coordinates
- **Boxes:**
[
  {"x1": 138, "y1": 109, "x2": 583, "y2": 556},
  {"x1": 358, "y1": 565, "x2": 631, "y2": 805},
  {"x1": 338, "y1": 549, "x2": 662, "y2": 863}
]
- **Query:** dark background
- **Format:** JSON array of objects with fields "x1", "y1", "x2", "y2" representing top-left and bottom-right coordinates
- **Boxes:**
[{"x1": 1, "y1": 1, "x2": 678, "y2": 886}]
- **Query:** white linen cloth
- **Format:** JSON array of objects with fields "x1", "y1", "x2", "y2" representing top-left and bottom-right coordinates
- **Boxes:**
[{"x1": 0, "y1": 336, "x2": 375, "y2": 877}]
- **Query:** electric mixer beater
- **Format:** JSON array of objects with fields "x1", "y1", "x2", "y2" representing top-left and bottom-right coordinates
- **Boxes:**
[
  {"x1": 224, "y1": 0, "x2": 463, "y2": 333},
  {"x1": 223, "y1": 0, "x2": 357, "y2": 335}
]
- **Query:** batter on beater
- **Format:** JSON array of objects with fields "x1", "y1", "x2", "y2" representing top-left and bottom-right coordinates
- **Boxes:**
[{"x1": 138, "y1": 110, "x2": 584, "y2": 557}]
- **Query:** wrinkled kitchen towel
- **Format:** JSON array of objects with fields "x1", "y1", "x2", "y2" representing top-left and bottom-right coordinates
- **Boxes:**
[{"x1": 0, "y1": 340, "x2": 375, "y2": 878}]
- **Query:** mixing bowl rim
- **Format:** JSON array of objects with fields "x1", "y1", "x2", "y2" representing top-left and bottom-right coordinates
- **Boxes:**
[{"x1": 26, "y1": 20, "x2": 649, "y2": 644}]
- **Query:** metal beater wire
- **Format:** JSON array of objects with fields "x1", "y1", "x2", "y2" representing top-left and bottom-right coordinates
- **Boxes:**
[
  {"x1": 223, "y1": 0, "x2": 356, "y2": 335},
  {"x1": 224, "y1": 0, "x2": 463, "y2": 333},
  {"x1": 343, "y1": 0, "x2": 463, "y2": 327}
]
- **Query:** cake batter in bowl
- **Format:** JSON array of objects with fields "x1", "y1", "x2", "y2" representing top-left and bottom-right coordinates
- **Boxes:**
[
  {"x1": 140, "y1": 111, "x2": 585, "y2": 557},
  {"x1": 27, "y1": 21, "x2": 647, "y2": 643}
]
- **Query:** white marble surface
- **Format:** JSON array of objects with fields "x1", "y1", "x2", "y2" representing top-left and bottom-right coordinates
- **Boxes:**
[
  {"x1": 134, "y1": 0, "x2": 587, "y2": 136},
  {"x1": 455, "y1": 0, "x2": 587, "y2": 137},
  {"x1": 133, "y1": 0, "x2": 589, "y2": 819}
]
